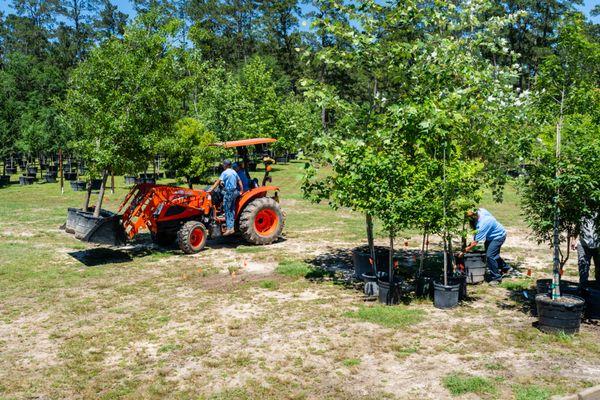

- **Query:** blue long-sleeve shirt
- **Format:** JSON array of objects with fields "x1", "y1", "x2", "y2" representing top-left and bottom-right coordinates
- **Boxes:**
[{"x1": 474, "y1": 208, "x2": 506, "y2": 242}]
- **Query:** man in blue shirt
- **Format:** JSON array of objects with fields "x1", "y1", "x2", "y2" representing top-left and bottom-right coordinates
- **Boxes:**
[
  {"x1": 233, "y1": 162, "x2": 250, "y2": 192},
  {"x1": 461, "y1": 208, "x2": 508, "y2": 284},
  {"x1": 208, "y1": 160, "x2": 243, "y2": 236}
]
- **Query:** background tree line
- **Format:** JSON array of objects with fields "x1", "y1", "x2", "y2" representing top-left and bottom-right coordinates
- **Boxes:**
[{"x1": 0, "y1": 0, "x2": 598, "y2": 179}]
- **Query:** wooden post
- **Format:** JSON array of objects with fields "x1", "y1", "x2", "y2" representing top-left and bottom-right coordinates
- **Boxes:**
[
  {"x1": 59, "y1": 149, "x2": 64, "y2": 194},
  {"x1": 93, "y1": 170, "x2": 109, "y2": 218},
  {"x1": 443, "y1": 234, "x2": 448, "y2": 286},
  {"x1": 366, "y1": 214, "x2": 375, "y2": 273},
  {"x1": 110, "y1": 170, "x2": 115, "y2": 194},
  {"x1": 419, "y1": 229, "x2": 427, "y2": 276},
  {"x1": 389, "y1": 232, "x2": 394, "y2": 286},
  {"x1": 83, "y1": 180, "x2": 92, "y2": 211}
]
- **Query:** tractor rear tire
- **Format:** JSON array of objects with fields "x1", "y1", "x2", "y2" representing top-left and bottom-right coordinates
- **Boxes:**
[
  {"x1": 151, "y1": 231, "x2": 176, "y2": 246},
  {"x1": 178, "y1": 221, "x2": 207, "y2": 254},
  {"x1": 239, "y1": 197, "x2": 284, "y2": 245}
]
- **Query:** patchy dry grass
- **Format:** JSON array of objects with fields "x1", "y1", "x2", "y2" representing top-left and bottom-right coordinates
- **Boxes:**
[
  {"x1": 345, "y1": 305, "x2": 426, "y2": 328},
  {"x1": 442, "y1": 373, "x2": 498, "y2": 397},
  {"x1": 0, "y1": 162, "x2": 599, "y2": 399}
]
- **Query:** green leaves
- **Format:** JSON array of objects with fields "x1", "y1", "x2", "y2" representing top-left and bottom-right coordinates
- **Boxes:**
[
  {"x1": 522, "y1": 16, "x2": 600, "y2": 258},
  {"x1": 61, "y1": 16, "x2": 182, "y2": 175},
  {"x1": 302, "y1": 0, "x2": 520, "y2": 236},
  {"x1": 157, "y1": 117, "x2": 221, "y2": 184}
]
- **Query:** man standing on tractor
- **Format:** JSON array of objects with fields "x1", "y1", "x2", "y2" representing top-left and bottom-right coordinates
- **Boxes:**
[
  {"x1": 233, "y1": 162, "x2": 250, "y2": 192},
  {"x1": 460, "y1": 208, "x2": 510, "y2": 285},
  {"x1": 208, "y1": 160, "x2": 243, "y2": 236}
]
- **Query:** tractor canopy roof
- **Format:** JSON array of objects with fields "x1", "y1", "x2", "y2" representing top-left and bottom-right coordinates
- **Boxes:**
[{"x1": 212, "y1": 138, "x2": 277, "y2": 148}]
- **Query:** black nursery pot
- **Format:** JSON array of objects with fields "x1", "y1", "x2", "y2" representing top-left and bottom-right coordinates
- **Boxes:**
[
  {"x1": 27, "y1": 166, "x2": 38, "y2": 175},
  {"x1": 536, "y1": 279, "x2": 581, "y2": 296},
  {"x1": 19, "y1": 175, "x2": 36, "y2": 185},
  {"x1": 433, "y1": 281, "x2": 460, "y2": 309},
  {"x1": 377, "y1": 277, "x2": 401, "y2": 305},
  {"x1": 462, "y1": 252, "x2": 486, "y2": 284},
  {"x1": 362, "y1": 274, "x2": 379, "y2": 297},
  {"x1": 583, "y1": 282, "x2": 600, "y2": 320},
  {"x1": 6, "y1": 167, "x2": 17, "y2": 175},
  {"x1": 124, "y1": 175, "x2": 137, "y2": 185},
  {"x1": 43, "y1": 173, "x2": 57, "y2": 183},
  {"x1": 535, "y1": 293, "x2": 585, "y2": 334},
  {"x1": 89, "y1": 179, "x2": 103, "y2": 190},
  {"x1": 416, "y1": 274, "x2": 435, "y2": 299},
  {"x1": 352, "y1": 246, "x2": 393, "y2": 280},
  {"x1": 447, "y1": 275, "x2": 468, "y2": 301},
  {"x1": 70, "y1": 180, "x2": 87, "y2": 191},
  {"x1": 64, "y1": 171, "x2": 78, "y2": 181},
  {"x1": 0, "y1": 175, "x2": 10, "y2": 186},
  {"x1": 135, "y1": 177, "x2": 156, "y2": 184}
]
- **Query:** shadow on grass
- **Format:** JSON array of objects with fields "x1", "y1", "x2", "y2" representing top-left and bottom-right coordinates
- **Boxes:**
[
  {"x1": 493, "y1": 262, "x2": 538, "y2": 315},
  {"x1": 68, "y1": 248, "x2": 134, "y2": 266},
  {"x1": 304, "y1": 248, "x2": 357, "y2": 288},
  {"x1": 68, "y1": 233, "x2": 181, "y2": 266},
  {"x1": 206, "y1": 235, "x2": 287, "y2": 250}
]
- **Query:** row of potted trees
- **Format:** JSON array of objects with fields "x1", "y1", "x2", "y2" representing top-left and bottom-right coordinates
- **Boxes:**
[{"x1": 301, "y1": 2, "x2": 600, "y2": 332}]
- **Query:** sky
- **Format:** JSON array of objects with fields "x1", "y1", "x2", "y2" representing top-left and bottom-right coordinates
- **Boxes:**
[{"x1": 0, "y1": 0, "x2": 598, "y2": 25}]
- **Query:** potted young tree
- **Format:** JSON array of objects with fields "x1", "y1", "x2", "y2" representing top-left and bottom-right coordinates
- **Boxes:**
[
  {"x1": 301, "y1": 0, "x2": 523, "y2": 301},
  {"x1": 522, "y1": 17, "x2": 599, "y2": 333},
  {"x1": 61, "y1": 14, "x2": 182, "y2": 236}
]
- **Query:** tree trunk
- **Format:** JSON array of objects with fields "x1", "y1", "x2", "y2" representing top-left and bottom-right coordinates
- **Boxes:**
[
  {"x1": 110, "y1": 171, "x2": 115, "y2": 194},
  {"x1": 187, "y1": 177, "x2": 193, "y2": 189},
  {"x1": 389, "y1": 232, "x2": 394, "y2": 285},
  {"x1": 93, "y1": 170, "x2": 109, "y2": 218},
  {"x1": 83, "y1": 181, "x2": 92, "y2": 211},
  {"x1": 552, "y1": 89, "x2": 565, "y2": 300},
  {"x1": 59, "y1": 149, "x2": 64, "y2": 195},
  {"x1": 366, "y1": 214, "x2": 375, "y2": 273},
  {"x1": 443, "y1": 234, "x2": 448, "y2": 286},
  {"x1": 448, "y1": 235, "x2": 455, "y2": 271},
  {"x1": 419, "y1": 229, "x2": 427, "y2": 275}
]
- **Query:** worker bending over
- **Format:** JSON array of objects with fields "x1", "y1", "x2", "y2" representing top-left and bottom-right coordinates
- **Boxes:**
[
  {"x1": 461, "y1": 208, "x2": 509, "y2": 285},
  {"x1": 208, "y1": 160, "x2": 243, "y2": 236}
]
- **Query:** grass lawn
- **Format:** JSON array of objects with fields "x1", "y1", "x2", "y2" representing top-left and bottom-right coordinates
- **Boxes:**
[{"x1": 0, "y1": 161, "x2": 598, "y2": 399}]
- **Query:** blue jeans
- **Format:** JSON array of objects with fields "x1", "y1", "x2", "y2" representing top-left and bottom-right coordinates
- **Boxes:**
[
  {"x1": 485, "y1": 235, "x2": 507, "y2": 282},
  {"x1": 223, "y1": 189, "x2": 239, "y2": 230}
]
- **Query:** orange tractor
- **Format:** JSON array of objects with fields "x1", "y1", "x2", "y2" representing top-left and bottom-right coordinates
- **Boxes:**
[{"x1": 65, "y1": 138, "x2": 284, "y2": 253}]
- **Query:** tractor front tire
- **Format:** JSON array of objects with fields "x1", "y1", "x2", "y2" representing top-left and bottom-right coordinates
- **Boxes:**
[
  {"x1": 178, "y1": 221, "x2": 207, "y2": 254},
  {"x1": 239, "y1": 197, "x2": 284, "y2": 245}
]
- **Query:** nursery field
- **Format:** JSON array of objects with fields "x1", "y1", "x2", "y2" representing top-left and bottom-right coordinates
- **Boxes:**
[{"x1": 1, "y1": 161, "x2": 599, "y2": 400}]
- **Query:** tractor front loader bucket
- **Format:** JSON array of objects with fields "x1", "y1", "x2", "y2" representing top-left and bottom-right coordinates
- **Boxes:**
[{"x1": 71, "y1": 209, "x2": 126, "y2": 246}]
